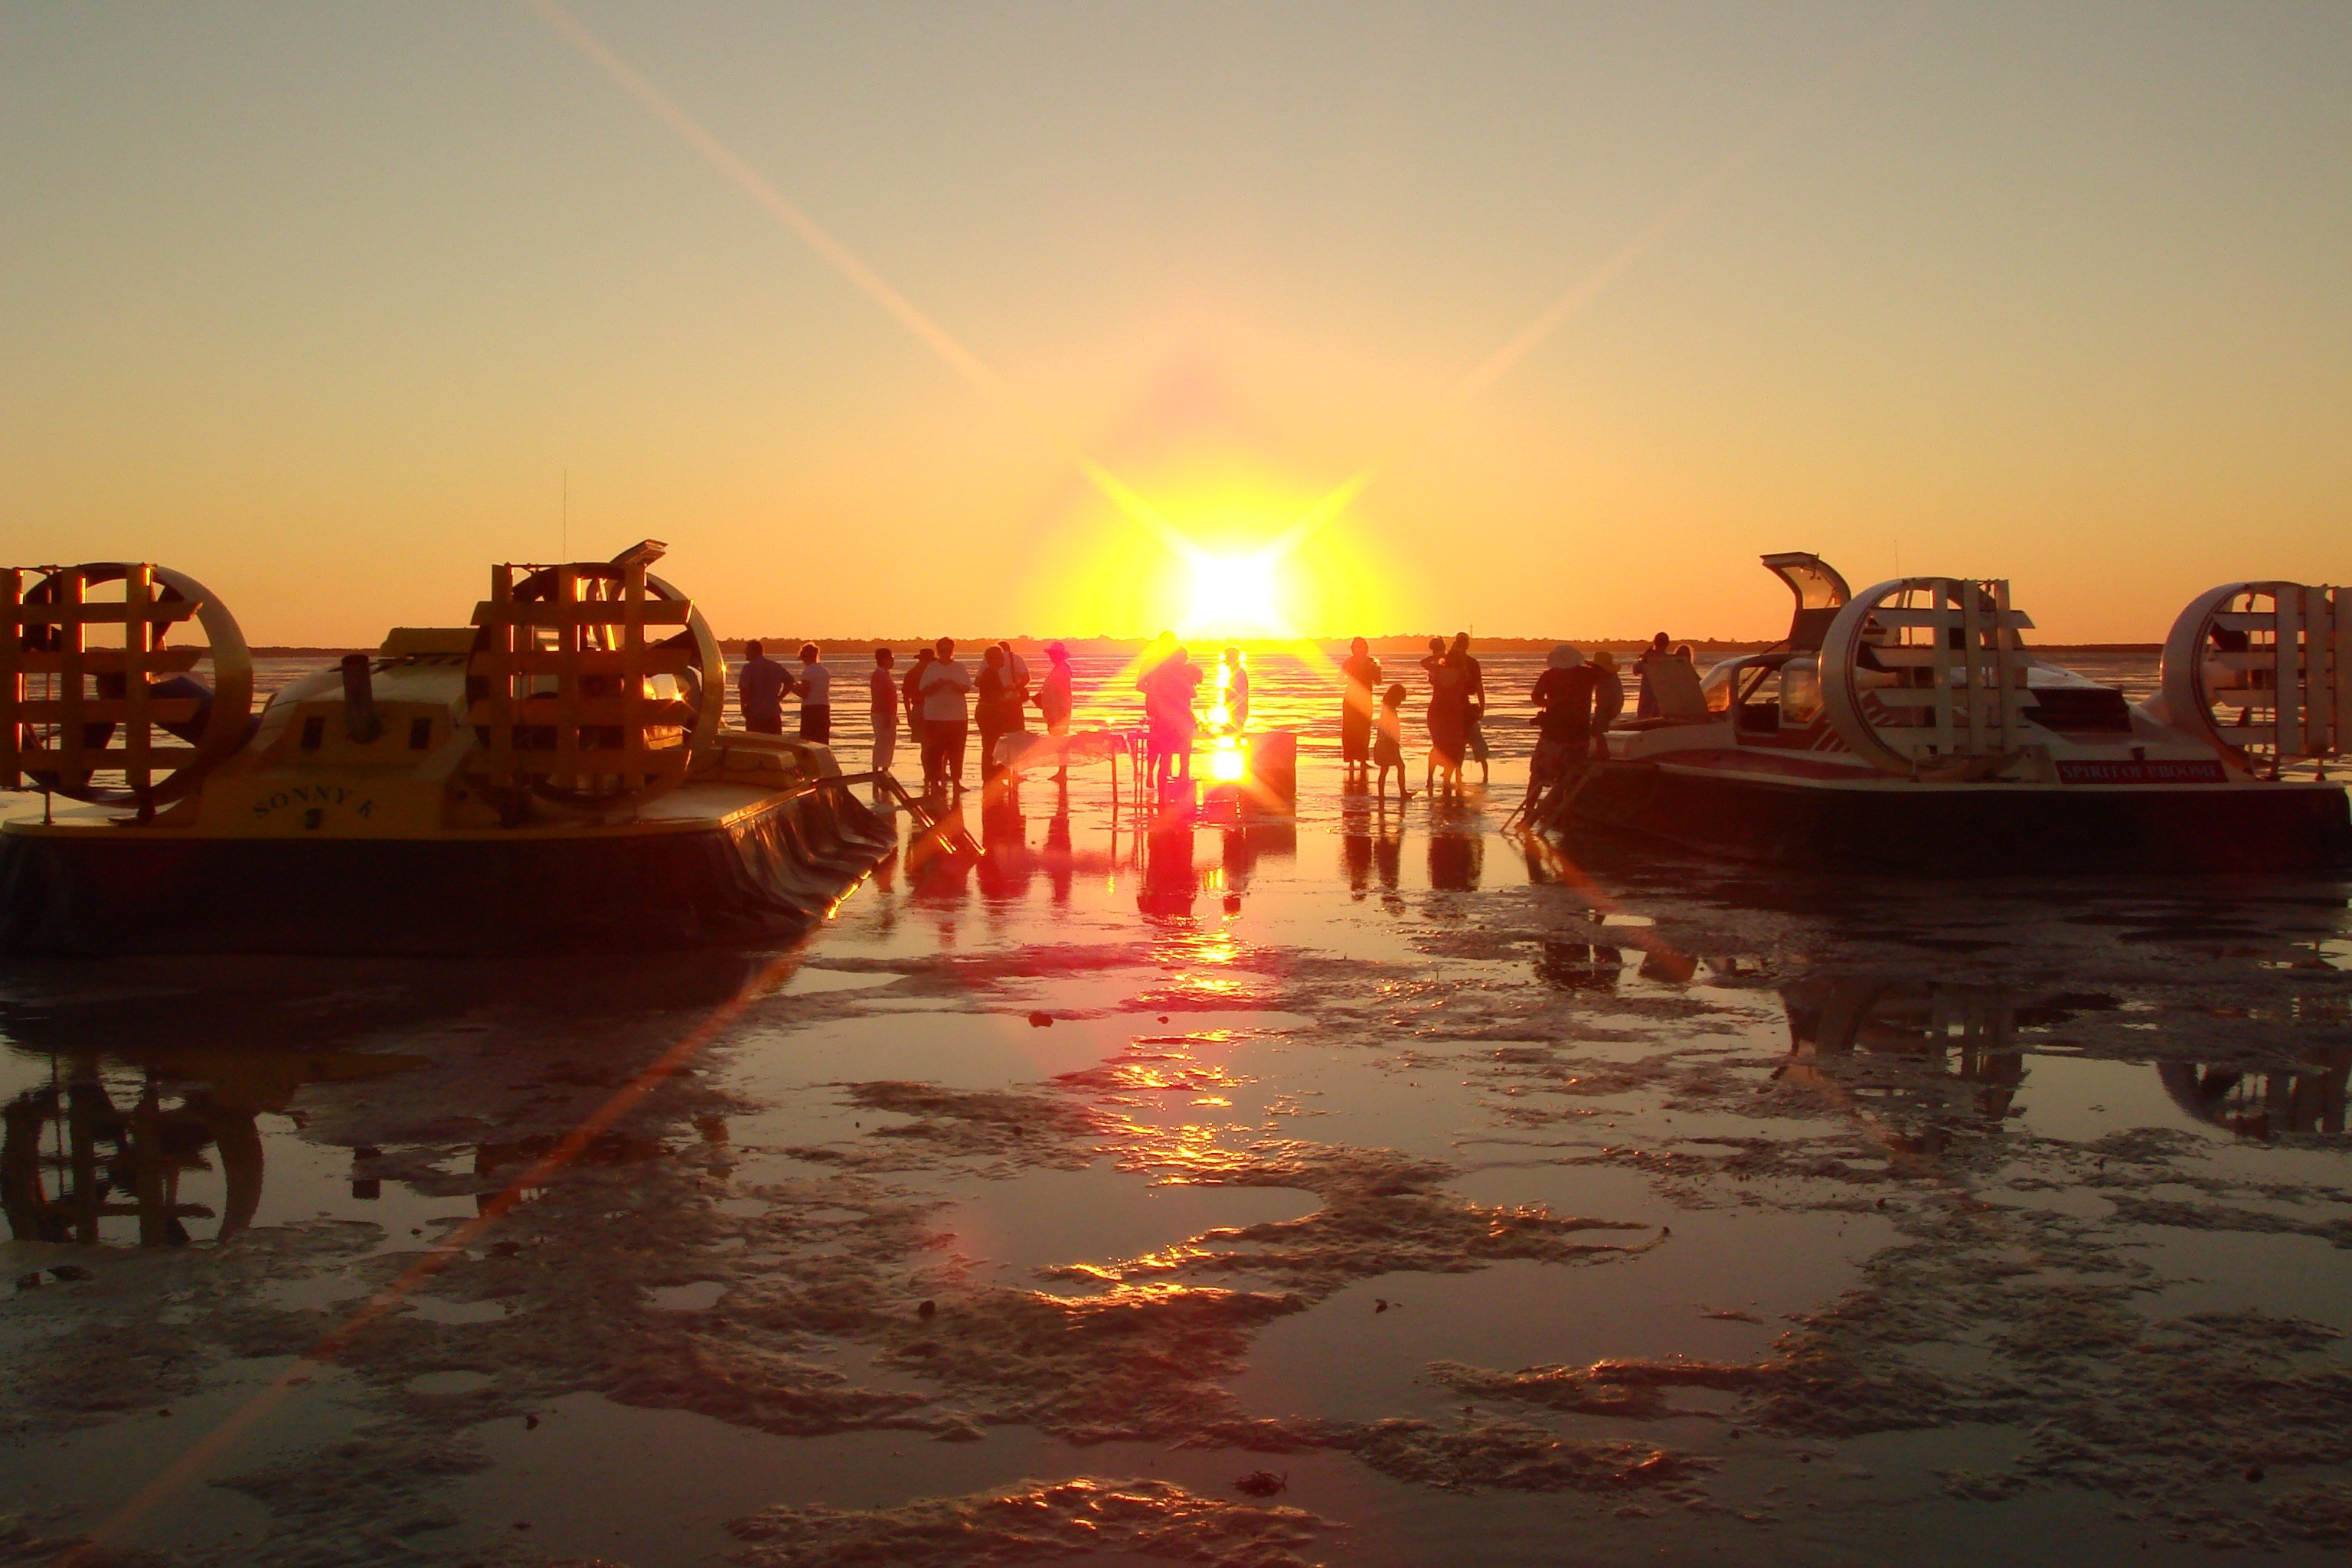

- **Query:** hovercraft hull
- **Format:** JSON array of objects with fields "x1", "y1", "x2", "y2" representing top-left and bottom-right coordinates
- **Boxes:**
[
  {"x1": 0, "y1": 784, "x2": 893, "y2": 956},
  {"x1": 1553, "y1": 760, "x2": 2352, "y2": 875}
]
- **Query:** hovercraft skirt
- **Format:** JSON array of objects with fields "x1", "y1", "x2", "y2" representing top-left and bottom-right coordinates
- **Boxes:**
[
  {"x1": 0, "y1": 785, "x2": 894, "y2": 956},
  {"x1": 1550, "y1": 761, "x2": 2352, "y2": 874}
]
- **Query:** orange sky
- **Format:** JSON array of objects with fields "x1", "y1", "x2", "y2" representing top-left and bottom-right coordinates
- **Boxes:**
[{"x1": 2, "y1": 4, "x2": 2347, "y2": 645}]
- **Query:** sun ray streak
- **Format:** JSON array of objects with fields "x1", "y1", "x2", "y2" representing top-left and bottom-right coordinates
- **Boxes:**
[
  {"x1": 519, "y1": 0, "x2": 1178, "y2": 540},
  {"x1": 1272, "y1": 14, "x2": 1916, "y2": 557}
]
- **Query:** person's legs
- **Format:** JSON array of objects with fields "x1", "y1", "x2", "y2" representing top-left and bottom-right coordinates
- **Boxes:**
[
  {"x1": 1048, "y1": 715, "x2": 1069, "y2": 781},
  {"x1": 942, "y1": 720, "x2": 969, "y2": 791},
  {"x1": 871, "y1": 715, "x2": 897, "y2": 781},
  {"x1": 746, "y1": 712, "x2": 782, "y2": 736},
  {"x1": 801, "y1": 705, "x2": 831, "y2": 745},
  {"x1": 1521, "y1": 741, "x2": 1558, "y2": 813}
]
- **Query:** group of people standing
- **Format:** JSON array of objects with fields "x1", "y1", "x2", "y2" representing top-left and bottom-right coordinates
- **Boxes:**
[
  {"x1": 736, "y1": 639, "x2": 1075, "y2": 799},
  {"x1": 1335, "y1": 630, "x2": 1696, "y2": 808},
  {"x1": 1513, "y1": 632, "x2": 1695, "y2": 813},
  {"x1": 1337, "y1": 632, "x2": 1491, "y2": 802},
  {"x1": 737, "y1": 630, "x2": 1699, "y2": 812},
  {"x1": 1133, "y1": 639, "x2": 1250, "y2": 793}
]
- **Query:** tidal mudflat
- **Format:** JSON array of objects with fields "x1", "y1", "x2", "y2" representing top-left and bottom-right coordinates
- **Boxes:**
[{"x1": 7, "y1": 730, "x2": 2352, "y2": 1566}]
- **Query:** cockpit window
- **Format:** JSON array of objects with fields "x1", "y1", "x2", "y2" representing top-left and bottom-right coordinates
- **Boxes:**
[{"x1": 1780, "y1": 658, "x2": 1823, "y2": 724}]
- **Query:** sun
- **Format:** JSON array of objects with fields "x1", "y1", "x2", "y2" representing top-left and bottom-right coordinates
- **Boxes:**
[{"x1": 1181, "y1": 550, "x2": 1282, "y2": 636}]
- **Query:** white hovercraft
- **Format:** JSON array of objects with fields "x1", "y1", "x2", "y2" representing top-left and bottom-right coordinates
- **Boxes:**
[{"x1": 1539, "y1": 553, "x2": 2352, "y2": 873}]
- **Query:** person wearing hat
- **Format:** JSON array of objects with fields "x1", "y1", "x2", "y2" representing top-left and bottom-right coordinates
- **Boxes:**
[
  {"x1": 1518, "y1": 643, "x2": 1597, "y2": 817},
  {"x1": 1038, "y1": 642, "x2": 1076, "y2": 782}
]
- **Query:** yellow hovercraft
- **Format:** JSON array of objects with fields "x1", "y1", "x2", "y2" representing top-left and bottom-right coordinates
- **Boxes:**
[{"x1": 0, "y1": 543, "x2": 893, "y2": 954}]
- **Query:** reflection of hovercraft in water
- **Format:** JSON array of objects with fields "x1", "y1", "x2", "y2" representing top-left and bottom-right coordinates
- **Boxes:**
[
  {"x1": 2, "y1": 1076, "x2": 263, "y2": 1246},
  {"x1": 2158, "y1": 1054, "x2": 2350, "y2": 1142},
  {"x1": 1779, "y1": 975, "x2": 2027, "y2": 1155},
  {"x1": 5, "y1": 1039, "x2": 443, "y2": 1245},
  {"x1": 1539, "y1": 554, "x2": 2352, "y2": 872},
  {"x1": 0, "y1": 544, "x2": 893, "y2": 953}
]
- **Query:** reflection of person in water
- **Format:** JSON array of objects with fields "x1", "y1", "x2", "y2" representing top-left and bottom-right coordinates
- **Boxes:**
[
  {"x1": 1043, "y1": 806, "x2": 1074, "y2": 905},
  {"x1": 1371, "y1": 813, "x2": 1402, "y2": 895},
  {"x1": 1427, "y1": 826, "x2": 1482, "y2": 892},
  {"x1": 1344, "y1": 825, "x2": 1373, "y2": 899},
  {"x1": 975, "y1": 789, "x2": 1032, "y2": 902},
  {"x1": 1138, "y1": 823, "x2": 1198, "y2": 918}
]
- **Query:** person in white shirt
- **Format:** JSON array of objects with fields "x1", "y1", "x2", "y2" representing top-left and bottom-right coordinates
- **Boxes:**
[
  {"x1": 916, "y1": 637, "x2": 975, "y2": 795},
  {"x1": 792, "y1": 643, "x2": 834, "y2": 745}
]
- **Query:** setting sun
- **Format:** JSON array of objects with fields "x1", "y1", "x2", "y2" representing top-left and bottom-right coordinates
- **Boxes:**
[{"x1": 1181, "y1": 550, "x2": 1282, "y2": 637}]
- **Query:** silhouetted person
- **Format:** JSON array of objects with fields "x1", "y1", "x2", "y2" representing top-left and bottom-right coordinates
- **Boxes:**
[
  {"x1": 1590, "y1": 650, "x2": 1625, "y2": 755},
  {"x1": 1340, "y1": 637, "x2": 1380, "y2": 780},
  {"x1": 917, "y1": 637, "x2": 974, "y2": 795},
  {"x1": 1635, "y1": 632, "x2": 1674, "y2": 719},
  {"x1": 1135, "y1": 632, "x2": 1176, "y2": 789},
  {"x1": 1454, "y1": 632, "x2": 1489, "y2": 785},
  {"x1": 737, "y1": 641, "x2": 787, "y2": 735},
  {"x1": 976, "y1": 644, "x2": 1027, "y2": 788},
  {"x1": 1423, "y1": 639, "x2": 1470, "y2": 795},
  {"x1": 1144, "y1": 643, "x2": 1201, "y2": 795},
  {"x1": 1374, "y1": 682, "x2": 1412, "y2": 803},
  {"x1": 1220, "y1": 646, "x2": 1250, "y2": 731},
  {"x1": 1038, "y1": 642, "x2": 1075, "y2": 782},
  {"x1": 869, "y1": 648, "x2": 899, "y2": 784},
  {"x1": 903, "y1": 646, "x2": 932, "y2": 753},
  {"x1": 1519, "y1": 645, "x2": 1596, "y2": 815}
]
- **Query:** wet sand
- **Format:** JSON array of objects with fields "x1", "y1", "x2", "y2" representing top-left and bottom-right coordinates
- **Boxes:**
[{"x1": 6, "y1": 652, "x2": 2352, "y2": 1566}]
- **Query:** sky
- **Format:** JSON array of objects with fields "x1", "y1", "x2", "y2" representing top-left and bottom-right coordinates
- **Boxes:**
[{"x1": 2, "y1": 2, "x2": 2347, "y2": 645}]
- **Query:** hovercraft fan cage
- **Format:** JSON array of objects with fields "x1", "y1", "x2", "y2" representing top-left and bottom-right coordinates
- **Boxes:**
[
  {"x1": 1821, "y1": 577, "x2": 2036, "y2": 774},
  {"x1": 466, "y1": 541, "x2": 721, "y2": 813},
  {"x1": 2161, "y1": 583, "x2": 2352, "y2": 778},
  {"x1": 2, "y1": 563, "x2": 254, "y2": 809}
]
